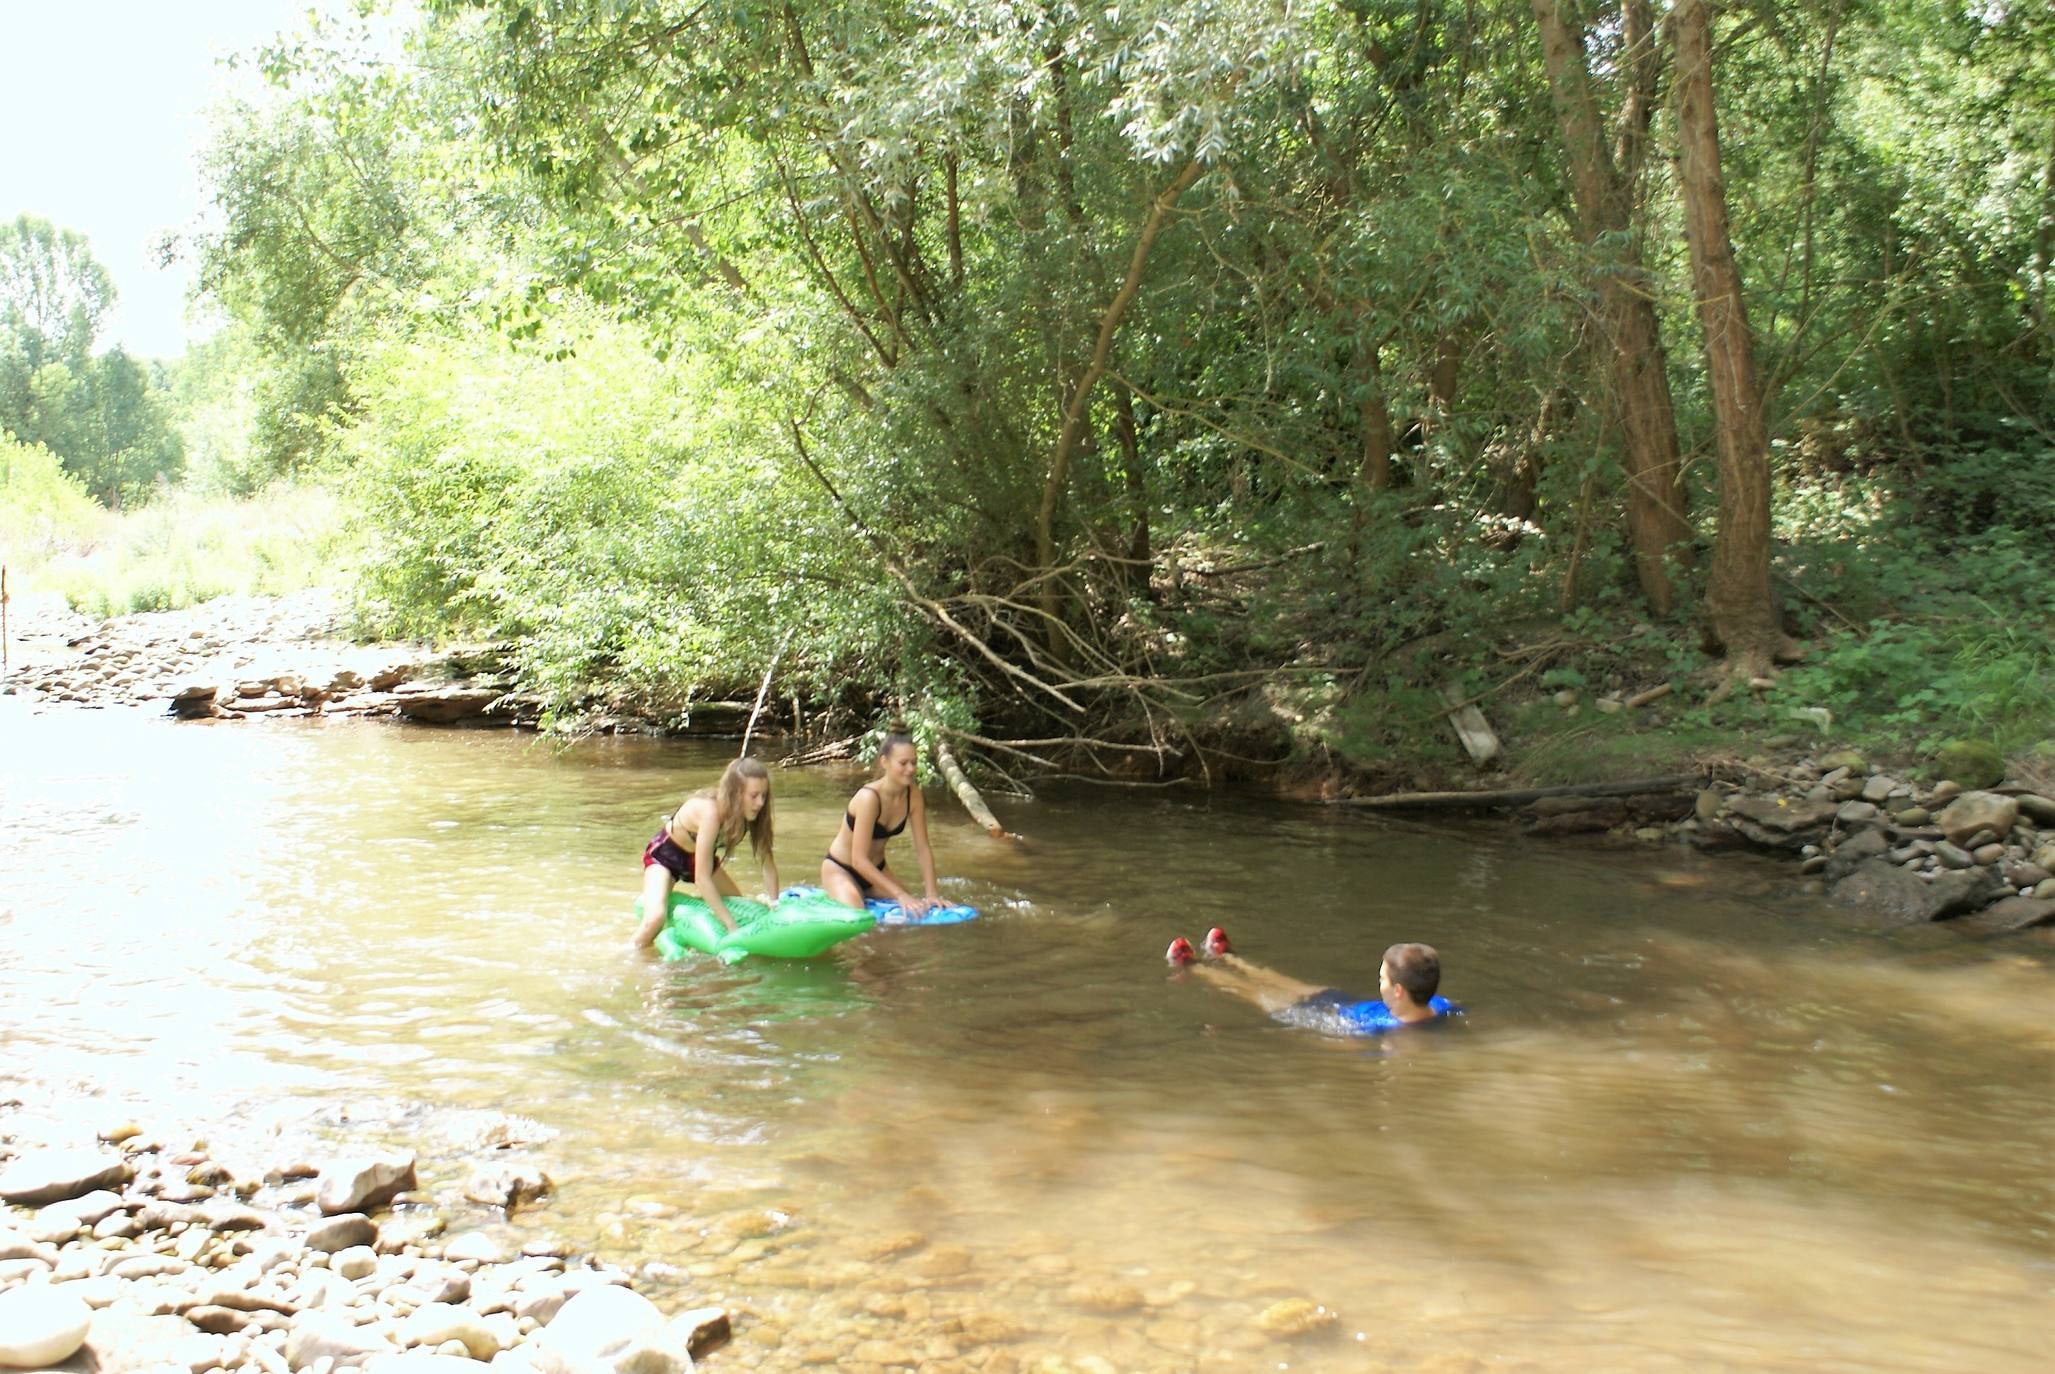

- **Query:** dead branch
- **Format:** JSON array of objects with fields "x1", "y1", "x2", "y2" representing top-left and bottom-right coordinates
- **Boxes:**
[{"x1": 1332, "y1": 774, "x2": 1704, "y2": 810}]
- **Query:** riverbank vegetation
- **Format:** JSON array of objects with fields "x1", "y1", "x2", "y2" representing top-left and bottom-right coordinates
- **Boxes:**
[{"x1": 8, "y1": 1, "x2": 2052, "y2": 791}]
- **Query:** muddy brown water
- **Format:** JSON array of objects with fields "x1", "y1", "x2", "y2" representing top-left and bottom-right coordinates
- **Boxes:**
[{"x1": 1, "y1": 703, "x2": 2049, "y2": 1372}]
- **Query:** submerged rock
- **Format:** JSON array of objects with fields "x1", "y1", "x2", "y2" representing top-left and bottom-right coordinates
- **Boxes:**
[{"x1": 1259, "y1": 1297, "x2": 1340, "y2": 1337}]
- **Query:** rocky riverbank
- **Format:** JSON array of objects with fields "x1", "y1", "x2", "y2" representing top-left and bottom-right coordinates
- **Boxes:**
[
  {"x1": 0, "y1": 592, "x2": 540, "y2": 729},
  {"x1": 0, "y1": 1118, "x2": 728, "y2": 1374},
  {"x1": 1479, "y1": 748, "x2": 2055, "y2": 933}
]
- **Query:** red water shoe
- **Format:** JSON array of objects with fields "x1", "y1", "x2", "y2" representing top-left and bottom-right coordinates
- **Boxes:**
[{"x1": 1165, "y1": 937, "x2": 1197, "y2": 966}]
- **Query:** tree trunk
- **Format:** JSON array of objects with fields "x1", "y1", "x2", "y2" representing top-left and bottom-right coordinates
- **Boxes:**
[
  {"x1": 1112, "y1": 382, "x2": 1151, "y2": 571},
  {"x1": 1530, "y1": 0, "x2": 1694, "y2": 615},
  {"x1": 1673, "y1": 0, "x2": 1787, "y2": 674},
  {"x1": 1035, "y1": 160, "x2": 1204, "y2": 636}
]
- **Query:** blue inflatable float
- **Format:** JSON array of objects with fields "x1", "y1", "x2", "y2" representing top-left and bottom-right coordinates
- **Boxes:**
[{"x1": 779, "y1": 885, "x2": 979, "y2": 926}]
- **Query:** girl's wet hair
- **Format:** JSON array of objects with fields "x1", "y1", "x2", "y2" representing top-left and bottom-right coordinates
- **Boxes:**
[{"x1": 703, "y1": 755, "x2": 774, "y2": 858}]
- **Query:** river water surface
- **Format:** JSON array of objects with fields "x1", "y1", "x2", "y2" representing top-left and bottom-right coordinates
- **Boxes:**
[{"x1": 1, "y1": 702, "x2": 2049, "y2": 1372}]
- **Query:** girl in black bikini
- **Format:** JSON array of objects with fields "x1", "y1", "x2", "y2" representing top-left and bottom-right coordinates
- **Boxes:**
[
  {"x1": 632, "y1": 756, "x2": 780, "y2": 948},
  {"x1": 820, "y1": 730, "x2": 941, "y2": 917}
]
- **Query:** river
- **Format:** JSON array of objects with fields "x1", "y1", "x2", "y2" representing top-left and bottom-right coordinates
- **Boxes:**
[{"x1": 1, "y1": 702, "x2": 2049, "y2": 1372}]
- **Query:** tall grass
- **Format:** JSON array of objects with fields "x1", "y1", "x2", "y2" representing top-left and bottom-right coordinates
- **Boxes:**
[{"x1": 5, "y1": 475, "x2": 351, "y2": 620}]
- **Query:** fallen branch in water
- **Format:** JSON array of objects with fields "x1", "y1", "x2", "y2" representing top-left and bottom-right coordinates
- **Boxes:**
[
  {"x1": 934, "y1": 740, "x2": 1019, "y2": 842},
  {"x1": 1330, "y1": 774, "x2": 1704, "y2": 811}
]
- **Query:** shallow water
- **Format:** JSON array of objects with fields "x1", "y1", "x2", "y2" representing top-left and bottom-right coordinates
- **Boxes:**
[{"x1": 2, "y1": 701, "x2": 2050, "y2": 1371}]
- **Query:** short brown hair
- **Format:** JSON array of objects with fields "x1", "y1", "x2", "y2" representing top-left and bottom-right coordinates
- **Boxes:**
[{"x1": 1382, "y1": 943, "x2": 1440, "y2": 1002}]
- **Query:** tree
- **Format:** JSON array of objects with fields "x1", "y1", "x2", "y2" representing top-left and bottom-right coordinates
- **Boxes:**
[
  {"x1": 1, "y1": 216, "x2": 184, "y2": 505},
  {"x1": 1673, "y1": 0, "x2": 1792, "y2": 678},
  {"x1": 0, "y1": 214, "x2": 113, "y2": 373},
  {"x1": 1528, "y1": 0, "x2": 1695, "y2": 615}
]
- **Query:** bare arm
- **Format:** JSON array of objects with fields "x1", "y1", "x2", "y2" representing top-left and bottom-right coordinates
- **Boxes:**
[
  {"x1": 760, "y1": 849, "x2": 781, "y2": 904},
  {"x1": 905, "y1": 786, "x2": 940, "y2": 914}
]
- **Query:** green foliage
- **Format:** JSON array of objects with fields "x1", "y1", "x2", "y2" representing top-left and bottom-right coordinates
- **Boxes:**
[
  {"x1": 1935, "y1": 739, "x2": 2006, "y2": 789},
  {"x1": 152, "y1": 0, "x2": 2051, "y2": 770},
  {"x1": 0, "y1": 432, "x2": 103, "y2": 558}
]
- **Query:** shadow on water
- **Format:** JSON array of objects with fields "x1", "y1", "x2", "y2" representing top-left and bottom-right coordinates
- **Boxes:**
[{"x1": 2, "y1": 703, "x2": 2050, "y2": 1372}]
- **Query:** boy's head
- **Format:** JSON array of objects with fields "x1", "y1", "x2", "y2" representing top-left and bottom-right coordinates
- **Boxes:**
[{"x1": 1379, "y1": 942, "x2": 1440, "y2": 1006}]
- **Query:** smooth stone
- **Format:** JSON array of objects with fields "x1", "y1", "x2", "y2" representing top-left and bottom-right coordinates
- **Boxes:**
[
  {"x1": 0, "y1": 1285, "x2": 93, "y2": 1367},
  {"x1": 333, "y1": 1248, "x2": 379, "y2": 1282},
  {"x1": 317, "y1": 1156, "x2": 418, "y2": 1218},
  {"x1": 526, "y1": 1285, "x2": 688, "y2": 1374},
  {"x1": 2014, "y1": 793, "x2": 2055, "y2": 826},
  {"x1": 106, "y1": 1254, "x2": 187, "y2": 1281},
  {"x1": 285, "y1": 1313, "x2": 400, "y2": 1372},
  {"x1": 1835, "y1": 800, "x2": 1880, "y2": 825},
  {"x1": 1928, "y1": 780, "x2": 1963, "y2": 804},
  {"x1": 2036, "y1": 879, "x2": 2055, "y2": 901},
  {"x1": 0, "y1": 1149, "x2": 136, "y2": 1207},
  {"x1": 1934, "y1": 842, "x2": 1975, "y2": 870},
  {"x1": 1935, "y1": 792, "x2": 2018, "y2": 846},
  {"x1": 38, "y1": 1190, "x2": 129, "y2": 1230},
  {"x1": 1859, "y1": 774, "x2": 1898, "y2": 803},
  {"x1": 1892, "y1": 806, "x2": 1931, "y2": 826},
  {"x1": 439, "y1": 1233, "x2": 508, "y2": 1265},
  {"x1": 1, "y1": 1231, "x2": 63, "y2": 1265},
  {"x1": 399, "y1": 1304, "x2": 508, "y2": 1360},
  {"x1": 307, "y1": 1215, "x2": 379, "y2": 1255},
  {"x1": 1972, "y1": 842, "x2": 2007, "y2": 865}
]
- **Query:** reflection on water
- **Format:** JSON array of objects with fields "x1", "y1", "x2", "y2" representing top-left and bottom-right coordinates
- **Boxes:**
[{"x1": 2, "y1": 699, "x2": 2050, "y2": 1371}]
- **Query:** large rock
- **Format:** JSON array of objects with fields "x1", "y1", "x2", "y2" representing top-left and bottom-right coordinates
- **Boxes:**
[
  {"x1": 35, "y1": 1190, "x2": 128, "y2": 1232},
  {"x1": 0, "y1": 1150, "x2": 134, "y2": 1207},
  {"x1": 393, "y1": 686, "x2": 505, "y2": 725},
  {"x1": 1961, "y1": 897, "x2": 2055, "y2": 932},
  {"x1": 1935, "y1": 792, "x2": 2019, "y2": 846},
  {"x1": 528, "y1": 1285, "x2": 691, "y2": 1374},
  {"x1": 305, "y1": 1213, "x2": 379, "y2": 1253},
  {"x1": 0, "y1": 1286, "x2": 92, "y2": 1367},
  {"x1": 317, "y1": 1153, "x2": 417, "y2": 1216},
  {"x1": 1829, "y1": 859, "x2": 2004, "y2": 924},
  {"x1": 1724, "y1": 796, "x2": 1838, "y2": 834},
  {"x1": 463, "y1": 1164, "x2": 552, "y2": 1213},
  {"x1": 1823, "y1": 829, "x2": 1889, "y2": 881},
  {"x1": 2012, "y1": 792, "x2": 2055, "y2": 826}
]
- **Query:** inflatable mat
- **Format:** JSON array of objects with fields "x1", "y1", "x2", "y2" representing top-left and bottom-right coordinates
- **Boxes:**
[
  {"x1": 643, "y1": 890, "x2": 875, "y2": 964},
  {"x1": 779, "y1": 884, "x2": 979, "y2": 926}
]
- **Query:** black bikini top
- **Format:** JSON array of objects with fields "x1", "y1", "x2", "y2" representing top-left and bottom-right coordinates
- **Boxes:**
[{"x1": 845, "y1": 784, "x2": 908, "y2": 840}]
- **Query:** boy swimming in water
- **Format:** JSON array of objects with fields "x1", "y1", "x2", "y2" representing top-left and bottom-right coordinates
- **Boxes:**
[{"x1": 1167, "y1": 929, "x2": 1457, "y2": 1036}]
